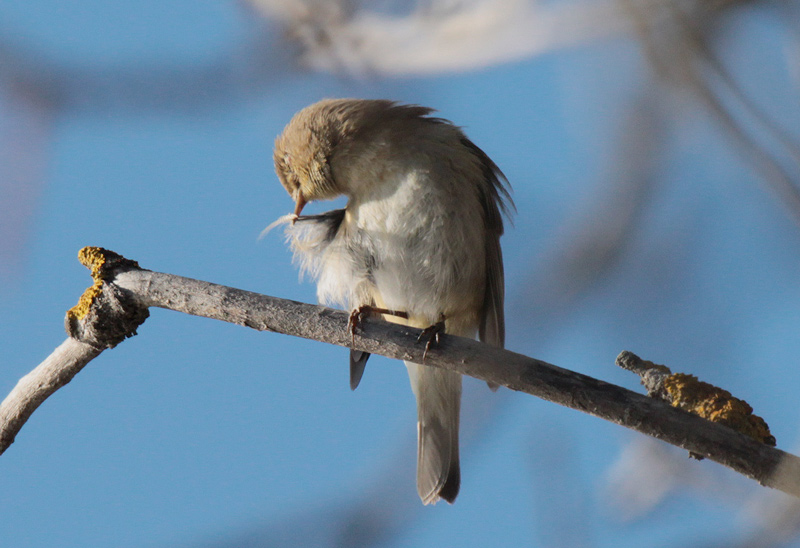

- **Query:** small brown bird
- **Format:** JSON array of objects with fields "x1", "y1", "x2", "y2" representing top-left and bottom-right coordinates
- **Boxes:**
[{"x1": 273, "y1": 99, "x2": 512, "y2": 504}]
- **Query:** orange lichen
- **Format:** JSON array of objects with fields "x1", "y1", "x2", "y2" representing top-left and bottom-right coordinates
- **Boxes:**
[{"x1": 663, "y1": 373, "x2": 776, "y2": 446}]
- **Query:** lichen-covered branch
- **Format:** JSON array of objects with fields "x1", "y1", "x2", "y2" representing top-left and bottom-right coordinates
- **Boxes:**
[
  {"x1": 617, "y1": 351, "x2": 776, "y2": 448},
  {"x1": 2, "y1": 247, "x2": 799, "y2": 500}
]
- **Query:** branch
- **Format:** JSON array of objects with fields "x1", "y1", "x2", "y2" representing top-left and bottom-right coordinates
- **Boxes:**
[
  {"x1": 249, "y1": 0, "x2": 629, "y2": 75},
  {"x1": 2, "y1": 247, "x2": 799, "y2": 499}
]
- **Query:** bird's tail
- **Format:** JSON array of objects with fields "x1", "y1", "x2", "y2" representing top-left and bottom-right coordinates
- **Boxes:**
[{"x1": 405, "y1": 361, "x2": 461, "y2": 505}]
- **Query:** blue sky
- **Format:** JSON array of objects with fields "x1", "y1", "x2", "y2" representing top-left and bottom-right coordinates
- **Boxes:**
[{"x1": 2, "y1": 1, "x2": 800, "y2": 547}]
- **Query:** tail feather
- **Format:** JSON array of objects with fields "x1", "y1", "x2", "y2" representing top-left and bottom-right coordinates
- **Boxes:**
[{"x1": 406, "y1": 361, "x2": 461, "y2": 505}]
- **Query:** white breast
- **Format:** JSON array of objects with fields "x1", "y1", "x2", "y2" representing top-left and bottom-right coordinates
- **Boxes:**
[{"x1": 346, "y1": 167, "x2": 485, "y2": 329}]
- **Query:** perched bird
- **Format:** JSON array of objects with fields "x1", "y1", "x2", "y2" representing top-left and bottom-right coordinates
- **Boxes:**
[{"x1": 273, "y1": 99, "x2": 512, "y2": 504}]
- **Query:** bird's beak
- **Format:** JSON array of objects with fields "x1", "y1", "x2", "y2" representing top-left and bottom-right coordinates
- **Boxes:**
[{"x1": 293, "y1": 192, "x2": 307, "y2": 221}]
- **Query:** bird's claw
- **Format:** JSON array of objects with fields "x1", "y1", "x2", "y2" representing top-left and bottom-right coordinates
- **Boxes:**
[
  {"x1": 348, "y1": 305, "x2": 373, "y2": 347},
  {"x1": 348, "y1": 306, "x2": 411, "y2": 346},
  {"x1": 417, "y1": 318, "x2": 446, "y2": 363}
]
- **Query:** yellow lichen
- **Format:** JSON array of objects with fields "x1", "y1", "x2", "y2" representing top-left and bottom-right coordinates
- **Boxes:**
[
  {"x1": 78, "y1": 246, "x2": 109, "y2": 280},
  {"x1": 66, "y1": 280, "x2": 104, "y2": 322},
  {"x1": 663, "y1": 373, "x2": 775, "y2": 446},
  {"x1": 66, "y1": 247, "x2": 125, "y2": 322},
  {"x1": 66, "y1": 247, "x2": 109, "y2": 322},
  {"x1": 64, "y1": 247, "x2": 147, "y2": 346}
]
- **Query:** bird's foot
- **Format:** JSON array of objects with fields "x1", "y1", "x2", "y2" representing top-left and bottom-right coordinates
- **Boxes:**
[
  {"x1": 417, "y1": 316, "x2": 446, "y2": 363},
  {"x1": 348, "y1": 305, "x2": 409, "y2": 345}
]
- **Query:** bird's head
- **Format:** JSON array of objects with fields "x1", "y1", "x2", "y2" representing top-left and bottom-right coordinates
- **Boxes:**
[
  {"x1": 275, "y1": 98, "x2": 436, "y2": 217},
  {"x1": 273, "y1": 103, "x2": 343, "y2": 217}
]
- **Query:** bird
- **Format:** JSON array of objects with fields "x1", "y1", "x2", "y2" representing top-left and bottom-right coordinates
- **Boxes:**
[{"x1": 272, "y1": 98, "x2": 512, "y2": 505}]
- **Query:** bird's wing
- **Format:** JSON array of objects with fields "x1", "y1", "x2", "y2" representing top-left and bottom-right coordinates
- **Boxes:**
[
  {"x1": 479, "y1": 232, "x2": 505, "y2": 349},
  {"x1": 460, "y1": 137, "x2": 509, "y2": 350},
  {"x1": 460, "y1": 136, "x2": 511, "y2": 391}
]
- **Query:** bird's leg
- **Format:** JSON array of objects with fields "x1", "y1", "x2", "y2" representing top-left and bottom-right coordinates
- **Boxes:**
[
  {"x1": 348, "y1": 305, "x2": 410, "y2": 345},
  {"x1": 417, "y1": 315, "x2": 446, "y2": 363}
]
